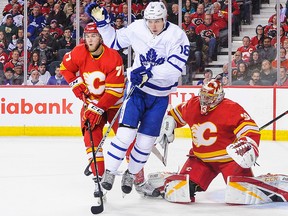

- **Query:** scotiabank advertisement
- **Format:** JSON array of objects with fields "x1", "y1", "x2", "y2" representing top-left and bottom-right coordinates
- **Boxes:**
[{"x1": 0, "y1": 86, "x2": 287, "y2": 140}]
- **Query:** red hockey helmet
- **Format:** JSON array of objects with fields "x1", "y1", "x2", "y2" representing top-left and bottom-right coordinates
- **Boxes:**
[
  {"x1": 199, "y1": 79, "x2": 225, "y2": 115},
  {"x1": 84, "y1": 22, "x2": 99, "y2": 34}
]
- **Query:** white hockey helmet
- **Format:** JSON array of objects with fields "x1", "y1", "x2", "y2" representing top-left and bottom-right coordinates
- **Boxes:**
[
  {"x1": 199, "y1": 79, "x2": 225, "y2": 115},
  {"x1": 144, "y1": 1, "x2": 167, "y2": 22}
]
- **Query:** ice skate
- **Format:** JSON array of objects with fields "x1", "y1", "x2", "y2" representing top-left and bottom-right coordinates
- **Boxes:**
[
  {"x1": 101, "y1": 169, "x2": 115, "y2": 191},
  {"x1": 121, "y1": 169, "x2": 135, "y2": 194},
  {"x1": 135, "y1": 181, "x2": 160, "y2": 197}
]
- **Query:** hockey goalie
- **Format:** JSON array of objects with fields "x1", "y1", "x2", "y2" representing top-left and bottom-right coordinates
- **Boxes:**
[{"x1": 138, "y1": 80, "x2": 288, "y2": 204}]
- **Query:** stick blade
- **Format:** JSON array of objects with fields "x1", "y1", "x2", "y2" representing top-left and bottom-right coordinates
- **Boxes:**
[{"x1": 91, "y1": 204, "x2": 104, "y2": 214}]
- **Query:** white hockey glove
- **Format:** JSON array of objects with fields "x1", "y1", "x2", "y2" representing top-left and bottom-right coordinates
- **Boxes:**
[
  {"x1": 85, "y1": 2, "x2": 110, "y2": 27},
  {"x1": 155, "y1": 115, "x2": 176, "y2": 149},
  {"x1": 226, "y1": 136, "x2": 259, "y2": 168}
]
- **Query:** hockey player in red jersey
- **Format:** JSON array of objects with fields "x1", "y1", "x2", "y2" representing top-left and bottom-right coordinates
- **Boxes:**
[
  {"x1": 145, "y1": 79, "x2": 261, "y2": 203},
  {"x1": 60, "y1": 22, "x2": 125, "y2": 198}
]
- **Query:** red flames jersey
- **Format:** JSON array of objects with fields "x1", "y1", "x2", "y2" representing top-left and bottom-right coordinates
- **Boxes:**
[
  {"x1": 169, "y1": 96, "x2": 261, "y2": 163},
  {"x1": 60, "y1": 43, "x2": 125, "y2": 110}
]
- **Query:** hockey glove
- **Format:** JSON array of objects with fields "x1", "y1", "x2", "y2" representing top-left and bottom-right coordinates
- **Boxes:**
[
  {"x1": 155, "y1": 115, "x2": 176, "y2": 149},
  {"x1": 83, "y1": 102, "x2": 104, "y2": 128},
  {"x1": 85, "y1": 2, "x2": 110, "y2": 27},
  {"x1": 130, "y1": 65, "x2": 153, "y2": 86},
  {"x1": 69, "y1": 77, "x2": 89, "y2": 101},
  {"x1": 226, "y1": 136, "x2": 259, "y2": 168}
]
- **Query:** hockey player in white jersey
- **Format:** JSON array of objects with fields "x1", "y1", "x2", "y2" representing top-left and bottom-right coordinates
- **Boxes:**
[{"x1": 85, "y1": 1, "x2": 190, "y2": 195}]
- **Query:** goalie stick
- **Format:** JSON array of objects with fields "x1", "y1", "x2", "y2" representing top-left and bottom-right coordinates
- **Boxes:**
[{"x1": 259, "y1": 110, "x2": 288, "y2": 130}]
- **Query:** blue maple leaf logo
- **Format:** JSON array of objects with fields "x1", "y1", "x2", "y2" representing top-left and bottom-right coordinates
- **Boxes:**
[{"x1": 139, "y1": 48, "x2": 165, "y2": 67}]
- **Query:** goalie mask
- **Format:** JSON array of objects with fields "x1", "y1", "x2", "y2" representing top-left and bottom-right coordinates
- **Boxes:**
[{"x1": 199, "y1": 79, "x2": 225, "y2": 115}]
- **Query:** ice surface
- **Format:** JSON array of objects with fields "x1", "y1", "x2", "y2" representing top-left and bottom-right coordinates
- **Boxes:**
[{"x1": 0, "y1": 137, "x2": 287, "y2": 216}]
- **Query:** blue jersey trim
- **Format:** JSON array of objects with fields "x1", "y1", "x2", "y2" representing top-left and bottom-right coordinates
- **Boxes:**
[
  {"x1": 134, "y1": 146, "x2": 150, "y2": 156},
  {"x1": 143, "y1": 81, "x2": 178, "y2": 91},
  {"x1": 167, "y1": 55, "x2": 187, "y2": 72}
]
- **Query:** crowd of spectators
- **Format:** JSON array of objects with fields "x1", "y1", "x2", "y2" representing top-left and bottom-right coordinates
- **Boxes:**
[{"x1": 0, "y1": 0, "x2": 287, "y2": 87}]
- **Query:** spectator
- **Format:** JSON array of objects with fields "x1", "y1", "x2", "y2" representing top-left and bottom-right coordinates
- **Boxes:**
[
  {"x1": 247, "y1": 69, "x2": 266, "y2": 86},
  {"x1": 182, "y1": 0, "x2": 195, "y2": 14},
  {"x1": 2, "y1": 0, "x2": 22, "y2": 16},
  {"x1": 0, "y1": 30, "x2": 9, "y2": 49},
  {"x1": 197, "y1": 69, "x2": 213, "y2": 85},
  {"x1": 186, "y1": 26, "x2": 204, "y2": 75},
  {"x1": 283, "y1": 38, "x2": 288, "y2": 59},
  {"x1": 49, "y1": 19, "x2": 64, "y2": 39},
  {"x1": 247, "y1": 50, "x2": 262, "y2": 76},
  {"x1": 0, "y1": 67, "x2": 14, "y2": 85},
  {"x1": 103, "y1": 3, "x2": 116, "y2": 25},
  {"x1": 215, "y1": 63, "x2": 228, "y2": 81},
  {"x1": 58, "y1": 27, "x2": 76, "y2": 50},
  {"x1": 13, "y1": 62, "x2": 24, "y2": 85},
  {"x1": 118, "y1": 3, "x2": 136, "y2": 27},
  {"x1": 47, "y1": 65, "x2": 68, "y2": 85},
  {"x1": 0, "y1": 14, "x2": 18, "y2": 45},
  {"x1": 274, "y1": 66, "x2": 288, "y2": 86},
  {"x1": 231, "y1": 51, "x2": 244, "y2": 70},
  {"x1": 3, "y1": 49, "x2": 21, "y2": 72},
  {"x1": 27, "y1": 69, "x2": 44, "y2": 85},
  {"x1": 8, "y1": 4, "x2": 23, "y2": 27},
  {"x1": 28, "y1": 5, "x2": 46, "y2": 36},
  {"x1": 32, "y1": 37, "x2": 55, "y2": 66},
  {"x1": 250, "y1": 25, "x2": 265, "y2": 48},
  {"x1": 271, "y1": 47, "x2": 288, "y2": 70},
  {"x1": 33, "y1": 26, "x2": 58, "y2": 52},
  {"x1": 190, "y1": 3, "x2": 205, "y2": 28},
  {"x1": 46, "y1": 3, "x2": 67, "y2": 28},
  {"x1": 28, "y1": 50, "x2": 40, "y2": 75},
  {"x1": 0, "y1": 43, "x2": 9, "y2": 66},
  {"x1": 237, "y1": 36, "x2": 256, "y2": 63},
  {"x1": 234, "y1": 62, "x2": 248, "y2": 82},
  {"x1": 41, "y1": 0, "x2": 55, "y2": 18},
  {"x1": 37, "y1": 63, "x2": 51, "y2": 85},
  {"x1": 63, "y1": 2, "x2": 75, "y2": 27},
  {"x1": 264, "y1": 14, "x2": 277, "y2": 39},
  {"x1": 9, "y1": 38, "x2": 31, "y2": 64},
  {"x1": 271, "y1": 26, "x2": 287, "y2": 47},
  {"x1": 260, "y1": 59, "x2": 277, "y2": 85},
  {"x1": 7, "y1": 27, "x2": 32, "y2": 51},
  {"x1": 256, "y1": 36, "x2": 277, "y2": 62},
  {"x1": 211, "y1": 1, "x2": 228, "y2": 31},
  {"x1": 203, "y1": 0, "x2": 213, "y2": 13},
  {"x1": 70, "y1": 4, "x2": 91, "y2": 29},
  {"x1": 196, "y1": 13, "x2": 219, "y2": 63},
  {"x1": 114, "y1": 16, "x2": 124, "y2": 30},
  {"x1": 221, "y1": 74, "x2": 230, "y2": 86},
  {"x1": 182, "y1": 12, "x2": 194, "y2": 31},
  {"x1": 168, "y1": 3, "x2": 179, "y2": 25},
  {"x1": 27, "y1": 0, "x2": 41, "y2": 15}
]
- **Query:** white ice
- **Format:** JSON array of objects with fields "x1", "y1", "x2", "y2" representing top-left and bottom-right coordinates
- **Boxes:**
[{"x1": 0, "y1": 137, "x2": 287, "y2": 216}]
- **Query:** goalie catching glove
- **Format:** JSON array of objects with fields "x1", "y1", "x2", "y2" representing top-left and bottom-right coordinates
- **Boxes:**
[
  {"x1": 83, "y1": 102, "x2": 104, "y2": 129},
  {"x1": 155, "y1": 115, "x2": 176, "y2": 148},
  {"x1": 226, "y1": 136, "x2": 259, "y2": 168},
  {"x1": 69, "y1": 77, "x2": 89, "y2": 101},
  {"x1": 85, "y1": 2, "x2": 110, "y2": 27}
]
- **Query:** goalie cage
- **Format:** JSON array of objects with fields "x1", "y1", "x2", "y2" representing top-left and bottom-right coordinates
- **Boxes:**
[{"x1": 225, "y1": 174, "x2": 288, "y2": 204}]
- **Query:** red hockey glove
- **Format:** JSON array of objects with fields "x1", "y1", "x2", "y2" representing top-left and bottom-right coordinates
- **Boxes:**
[
  {"x1": 69, "y1": 77, "x2": 89, "y2": 101},
  {"x1": 83, "y1": 103, "x2": 105, "y2": 128}
]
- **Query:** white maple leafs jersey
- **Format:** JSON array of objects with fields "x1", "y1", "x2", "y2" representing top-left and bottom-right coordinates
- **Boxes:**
[{"x1": 98, "y1": 20, "x2": 190, "y2": 96}]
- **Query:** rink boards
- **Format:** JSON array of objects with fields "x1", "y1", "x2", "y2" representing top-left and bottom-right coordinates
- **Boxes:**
[{"x1": 0, "y1": 86, "x2": 287, "y2": 140}]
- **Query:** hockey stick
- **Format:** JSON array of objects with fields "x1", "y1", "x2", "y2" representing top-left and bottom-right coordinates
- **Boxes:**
[
  {"x1": 84, "y1": 86, "x2": 136, "y2": 176},
  {"x1": 86, "y1": 120, "x2": 104, "y2": 214},
  {"x1": 259, "y1": 110, "x2": 288, "y2": 131}
]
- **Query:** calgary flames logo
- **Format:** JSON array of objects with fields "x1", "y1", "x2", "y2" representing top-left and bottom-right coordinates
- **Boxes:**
[
  {"x1": 201, "y1": 30, "x2": 215, "y2": 39},
  {"x1": 192, "y1": 18, "x2": 203, "y2": 26},
  {"x1": 191, "y1": 122, "x2": 217, "y2": 147}
]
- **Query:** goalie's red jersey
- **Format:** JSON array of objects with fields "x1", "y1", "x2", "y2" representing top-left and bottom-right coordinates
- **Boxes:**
[
  {"x1": 60, "y1": 43, "x2": 125, "y2": 110},
  {"x1": 169, "y1": 96, "x2": 261, "y2": 163}
]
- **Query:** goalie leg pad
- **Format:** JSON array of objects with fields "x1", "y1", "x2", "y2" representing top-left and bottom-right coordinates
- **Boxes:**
[
  {"x1": 225, "y1": 174, "x2": 288, "y2": 204},
  {"x1": 164, "y1": 174, "x2": 192, "y2": 203}
]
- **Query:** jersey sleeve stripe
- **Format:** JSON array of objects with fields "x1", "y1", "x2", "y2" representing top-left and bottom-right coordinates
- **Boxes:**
[
  {"x1": 234, "y1": 122, "x2": 259, "y2": 134},
  {"x1": 170, "y1": 107, "x2": 186, "y2": 126},
  {"x1": 105, "y1": 89, "x2": 123, "y2": 98}
]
